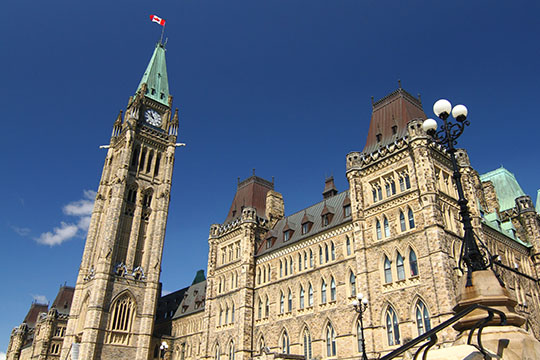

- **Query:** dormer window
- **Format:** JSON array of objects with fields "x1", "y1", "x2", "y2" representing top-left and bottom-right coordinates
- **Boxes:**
[
  {"x1": 284, "y1": 230, "x2": 292, "y2": 242},
  {"x1": 302, "y1": 222, "x2": 310, "y2": 234},
  {"x1": 151, "y1": 88, "x2": 156, "y2": 95},
  {"x1": 344, "y1": 204, "x2": 351, "y2": 217},
  {"x1": 322, "y1": 214, "x2": 330, "y2": 226},
  {"x1": 266, "y1": 238, "x2": 274, "y2": 249}
]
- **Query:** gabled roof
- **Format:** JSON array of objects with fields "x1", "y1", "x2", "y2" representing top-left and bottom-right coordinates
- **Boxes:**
[
  {"x1": 480, "y1": 167, "x2": 525, "y2": 212},
  {"x1": 136, "y1": 42, "x2": 170, "y2": 106},
  {"x1": 50, "y1": 286, "x2": 75, "y2": 315},
  {"x1": 224, "y1": 175, "x2": 274, "y2": 224},
  {"x1": 23, "y1": 303, "x2": 48, "y2": 328},
  {"x1": 257, "y1": 190, "x2": 351, "y2": 256},
  {"x1": 173, "y1": 279, "x2": 207, "y2": 319},
  {"x1": 363, "y1": 87, "x2": 426, "y2": 154}
]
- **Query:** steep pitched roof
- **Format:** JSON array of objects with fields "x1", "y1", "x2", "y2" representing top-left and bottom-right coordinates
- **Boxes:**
[
  {"x1": 224, "y1": 175, "x2": 274, "y2": 223},
  {"x1": 23, "y1": 303, "x2": 49, "y2": 328},
  {"x1": 363, "y1": 87, "x2": 426, "y2": 154},
  {"x1": 173, "y1": 279, "x2": 207, "y2": 319},
  {"x1": 480, "y1": 167, "x2": 525, "y2": 212},
  {"x1": 257, "y1": 191, "x2": 351, "y2": 256},
  {"x1": 135, "y1": 42, "x2": 170, "y2": 106},
  {"x1": 50, "y1": 286, "x2": 75, "y2": 315}
]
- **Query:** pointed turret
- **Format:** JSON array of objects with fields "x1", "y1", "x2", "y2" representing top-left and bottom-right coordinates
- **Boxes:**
[{"x1": 135, "y1": 42, "x2": 169, "y2": 106}]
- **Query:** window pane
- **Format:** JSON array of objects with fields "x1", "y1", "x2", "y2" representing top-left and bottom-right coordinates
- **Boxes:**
[{"x1": 384, "y1": 256, "x2": 392, "y2": 283}]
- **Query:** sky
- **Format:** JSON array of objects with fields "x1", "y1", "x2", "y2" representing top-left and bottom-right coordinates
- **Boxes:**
[{"x1": 1, "y1": 0, "x2": 540, "y2": 353}]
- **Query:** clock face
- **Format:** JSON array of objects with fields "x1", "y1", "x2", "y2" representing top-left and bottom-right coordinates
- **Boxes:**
[{"x1": 144, "y1": 109, "x2": 162, "y2": 127}]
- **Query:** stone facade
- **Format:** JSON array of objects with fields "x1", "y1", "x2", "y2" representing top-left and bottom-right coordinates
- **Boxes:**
[{"x1": 5, "y1": 52, "x2": 540, "y2": 360}]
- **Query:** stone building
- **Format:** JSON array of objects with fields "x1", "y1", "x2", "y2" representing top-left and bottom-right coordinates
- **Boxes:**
[{"x1": 6, "y1": 42, "x2": 540, "y2": 360}]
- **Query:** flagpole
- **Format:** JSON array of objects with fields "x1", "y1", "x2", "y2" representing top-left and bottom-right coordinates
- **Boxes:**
[{"x1": 160, "y1": 23, "x2": 166, "y2": 45}]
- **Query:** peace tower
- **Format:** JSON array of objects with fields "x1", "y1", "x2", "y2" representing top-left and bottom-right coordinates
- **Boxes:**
[{"x1": 60, "y1": 42, "x2": 179, "y2": 360}]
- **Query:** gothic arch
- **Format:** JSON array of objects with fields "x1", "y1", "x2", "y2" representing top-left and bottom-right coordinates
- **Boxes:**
[{"x1": 108, "y1": 289, "x2": 138, "y2": 312}]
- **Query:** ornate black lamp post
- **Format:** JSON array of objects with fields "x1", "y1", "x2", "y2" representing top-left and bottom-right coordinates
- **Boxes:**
[
  {"x1": 352, "y1": 293, "x2": 369, "y2": 360},
  {"x1": 422, "y1": 99, "x2": 488, "y2": 286}
]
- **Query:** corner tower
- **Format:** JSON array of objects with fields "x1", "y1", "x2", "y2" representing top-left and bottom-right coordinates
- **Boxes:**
[{"x1": 61, "y1": 42, "x2": 180, "y2": 360}]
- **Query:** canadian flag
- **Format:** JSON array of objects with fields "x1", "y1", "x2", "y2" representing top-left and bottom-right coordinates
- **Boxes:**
[{"x1": 150, "y1": 15, "x2": 166, "y2": 26}]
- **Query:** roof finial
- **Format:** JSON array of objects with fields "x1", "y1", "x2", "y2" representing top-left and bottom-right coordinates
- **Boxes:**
[
  {"x1": 272, "y1": 176, "x2": 275, "y2": 185},
  {"x1": 252, "y1": 168, "x2": 256, "y2": 176},
  {"x1": 371, "y1": 96, "x2": 374, "y2": 106},
  {"x1": 417, "y1": 93, "x2": 422, "y2": 104},
  {"x1": 398, "y1": 79, "x2": 402, "y2": 89}
]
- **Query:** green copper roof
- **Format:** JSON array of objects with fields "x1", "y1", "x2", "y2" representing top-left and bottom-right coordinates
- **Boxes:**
[
  {"x1": 136, "y1": 42, "x2": 169, "y2": 106},
  {"x1": 192, "y1": 270, "x2": 206, "y2": 285},
  {"x1": 536, "y1": 190, "x2": 540, "y2": 214},
  {"x1": 480, "y1": 166, "x2": 525, "y2": 212}
]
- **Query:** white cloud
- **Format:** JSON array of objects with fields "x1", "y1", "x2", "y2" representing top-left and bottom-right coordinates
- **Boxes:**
[
  {"x1": 0, "y1": 351, "x2": 6, "y2": 360},
  {"x1": 32, "y1": 294, "x2": 48, "y2": 304},
  {"x1": 12, "y1": 225, "x2": 31, "y2": 236},
  {"x1": 35, "y1": 190, "x2": 96, "y2": 246},
  {"x1": 36, "y1": 222, "x2": 79, "y2": 246}
]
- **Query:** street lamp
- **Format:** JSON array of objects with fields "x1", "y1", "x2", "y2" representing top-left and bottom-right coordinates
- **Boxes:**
[
  {"x1": 352, "y1": 293, "x2": 369, "y2": 360},
  {"x1": 422, "y1": 99, "x2": 488, "y2": 286},
  {"x1": 160, "y1": 341, "x2": 169, "y2": 359}
]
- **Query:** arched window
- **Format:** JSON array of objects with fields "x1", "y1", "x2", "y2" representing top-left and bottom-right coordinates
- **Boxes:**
[
  {"x1": 225, "y1": 306, "x2": 229, "y2": 324},
  {"x1": 299, "y1": 253, "x2": 302, "y2": 271},
  {"x1": 266, "y1": 266, "x2": 270, "y2": 282},
  {"x1": 265, "y1": 296, "x2": 269, "y2": 317},
  {"x1": 376, "y1": 220, "x2": 382, "y2": 240},
  {"x1": 303, "y1": 328, "x2": 312, "y2": 360},
  {"x1": 391, "y1": 180, "x2": 396, "y2": 194},
  {"x1": 384, "y1": 217, "x2": 390, "y2": 237},
  {"x1": 409, "y1": 249, "x2": 418, "y2": 276},
  {"x1": 350, "y1": 271, "x2": 356, "y2": 297},
  {"x1": 281, "y1": 331, "x2": 290, "y2": 354},
  {"x1": 346, "y1": 236, "x2": 351, "y2": 255},
  {"x1": 326, "y1": 324, "x2": 336, "y2": 357},
  {"x1": 290, "y1": 257, "x2": 294, "y2": 274},
  {"x1": 258, "y1": 298, "x2": 262, "y2": 319},
  {"x1": 280, "y1": 292, "x2": 285, "y2": 314},
  {"x1": 319, "y1": 246, "x2": 323, "y2": 264},
  {"x1": 108, "y1": 294, "x2": 135, "y2": 345},
  {"x1": 405, "y1": 174, "x2": 411, "y2": 189},
  {"x1": 384, "y1": 256, "x2": 392, "y2": 283},
  {"x1": 224, "y1": 341, "x2": 232, "y2": 360},
  {"x1": 258, "y1": 337, "x2": 265, "y2": 355},
  {"x1": 308, "y1": 284, "x2": 314, "y2": 307},
  {"x1": 330, "y1": 277, "x2": 336, "y2": 301},
  {"x1": 304, "y1": 252, "x2": 308, "y2": 269},
  {"x1": 284, "y1": 258, "x2": 288, "y2": 276},
  {"x1": 215, "y1": 344, "x2": 220, "y2": 360},
  {"x1": 396, "y1": 253, "x2": 405, "y2": 280},
  {"x1": 321, "y1": 280, "x2": 327, "y2": 303},
  {"x1": 288, "y1": 290, "x2": 292, "y2": 312},
  {"x1": 310, "y1": 250, "x2": 314, "y2": 267},
  {"x1": 399, "y1": 211, "x2": 406, "y2": 232},
  {"x1": 408, "y1": 208, "x2": 415, "y2": 229},
  {"x1": 231, "y1": 304, "x2": 235, "y2": 323},
  {"x1": 325, "y1": 244, "x2": 329, "y2": 262},
  {"x1": 139, "y1": 148, "x2": 147, "y2": 171},
  {"x1": 386, "y1": 307, "x2": 400, "y2": 346},
  {"x1": 300, "y1": 286, "x2": 305, "y2": 309},
  {"x1": 280, "y1": 261, "x2": 283, "y2": 277},
  {"x1": 331, "y1": 242, "x2": 335, "y2": 260},
  {"x1": 219, "y1": 307, "x2": 223, "y2": 326},
  {"x1": 415, "y1": 300, "x2": 431, "y2": 335}
]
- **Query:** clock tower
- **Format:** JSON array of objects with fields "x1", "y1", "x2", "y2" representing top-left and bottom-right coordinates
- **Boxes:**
[{"x1": 61, "y1": 42, "x2": 179, "y2": 360}]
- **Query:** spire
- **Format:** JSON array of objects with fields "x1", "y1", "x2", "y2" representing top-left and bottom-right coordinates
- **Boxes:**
[{"x1": 136, "y1": 42, "x2": 170, "y2": 106}]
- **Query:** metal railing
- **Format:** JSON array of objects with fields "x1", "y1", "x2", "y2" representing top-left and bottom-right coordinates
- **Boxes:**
[{"x1": 380, "y1": 304, "x2": 507, "y2": 360}]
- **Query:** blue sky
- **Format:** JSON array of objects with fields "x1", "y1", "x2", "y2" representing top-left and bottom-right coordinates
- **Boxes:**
[{"x1": 1, "y1": 0, "x2": 539, "y2": 353}]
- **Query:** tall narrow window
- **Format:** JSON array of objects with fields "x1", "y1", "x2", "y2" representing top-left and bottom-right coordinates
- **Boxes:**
[
  {"x1": 258, "y1": 298, "x2": 262, "y2": 319},
  {"x1": 346, "y1": 236, "x2": 351, "y2": 255},
  {"x1": 288, "y1": 290, "x2": 292, "y2": 312},
  {"x1": 300, "y1": 286, "x2": 305, "y2": 309},
  {"x1": 146, "y1": 151, "x2": 154, "y2": 173},
  {"x1": 357, "y1": 321, "x2": 364, "y2": 355},
  {"x1": 384, "y1": 217, "x2": 390, "y2": 237},
  {"x1": 108, "y1": 294, "x2": 135, "y2": 345},
  {"x1": 326, "y1": 324, "x2": 336, "y2": 357},
  {"x1": 310, "y1": 250, "x2": 314, "y2": 267},
  {"x1": 290, "y1": 258, "x2": 293, "y2": 274},
  {"x1": 385, "y1": 182, "x2": 391, "y2": 197},
  {"x1": 319, "y1": 246, "x2": 323, "y2": 265},
  {"x1": 391, "y1": 180, "x2": 396, "y2": 195},
  {"x1": 229, "y1": 341, "x2": 235, "y2": 360},
  {"x1": 303, "y1": 329, "x2": 312, "y2": 360},
  {"x1": 416, "y1": 300, "x2": 431, "y2": 335},
  {"x1": 215, "y1": 344, "x2": 220, "y2": 360},
  {"x1": 378, "y1": 187, "x2": 383, "y2": 201},
  {"x1": 265, "y1": 296, "x2": 269, "y2": 317},
  {"x1": 219, "y1": 308, "x2": 223, "y2": 326},
  {"x1": 154, "y1": 153, "x2": 161, "y2": 177},
  {"x1": 409, "y1": 249, "x2": 418, "y2": 276},
  {"x1": 280, "y1": 292, "x2": 284, "y2": 314},
  {"x1": 225, "y1": 306, "x2": 229, "y2": 324},
  {"x1": 139, "y1": 149, "x2": 147, "y2": 172},
  {"x1": 321, "y1": 280, "x2": 327, "y2": 304},
  {"x1": 408, "y1": 208, "x2": 415, "y2": 229},
  {"x1": 330, "y1": 277, "x2": 336, "y2": 301},
  {"x1": 284, "y1": 259, "x2": 288, "y2": 276},
  {"x1": 304, "y1": 252, "x2": 308, "y2": 269},
  {"x1": 350, "y1": 271, "x2": 356, "y2": 297},
  {"x1": 376, "y1": 220, "x2": 382, "y2": 240},
  {"x1": 396, "y1": 253, "x2": 405, "y2": 280},
  {"x1": 308, "y1": 284, "x2": 314, "y2": 306},
  {"x1": 405, "y1": 174, "x2": 411, "y2": 189},
  {"x1": 399, "y1": 177, "x2": 405, "y2": 192},
  {"x1": 400, "y1": 211, "x2": 406, "y2": 232},
  {"x1": 281, "y1": 331, "x2": 290, "y2": 354},
  {"x1": 280, "y1": 261, "x2": 283, "y2": 277},
  {"x1": 384, "y1": 256, "x2": 392, "y2": 283},
  {"x1": 386, "y1": 307, "x2": 400, "y2": 346},
  {"x1": 331, "y1": 242, "x2": 335, "y2": 260},
  {"x1": 372, "y1": 188, "x2": 377, "y2": 202},
  {"x1": 298, "y1": 253, "x2": 302, "y2": 271},
  {"x1": 325, "y1": 244, "x2": 329, "y2": 262},
  {"x1": 231, "y1": 304, "x2": 235, "y2": 323}
]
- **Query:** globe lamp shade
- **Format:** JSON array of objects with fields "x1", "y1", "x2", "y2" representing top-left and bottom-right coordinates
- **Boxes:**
[
  {"x1": 422, "y1": 118, "x2": 438, "y2": 133},
  {"x1": 433, "y1": 99, "x2": 452, "y2": 118},
  {"x1": 452, "y1": 104, "x2": 468, "y2": 121}
]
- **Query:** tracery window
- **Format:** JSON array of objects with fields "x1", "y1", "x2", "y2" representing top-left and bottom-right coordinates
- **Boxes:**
[
  {"x1": 415, "y1": 300, "x2": 431, "y2": 335},
  {"x1": 386, "y1": 306, "x2": 400, "y2": 346},
  {"x1": 326, "y1": 323, "x2": 336, "y2": 357},
  {"x1": 107, "y1": 294, "x2": 135, "y2": 345}
]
